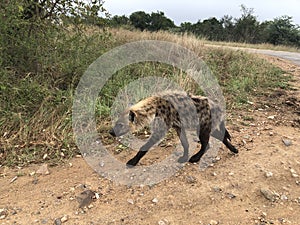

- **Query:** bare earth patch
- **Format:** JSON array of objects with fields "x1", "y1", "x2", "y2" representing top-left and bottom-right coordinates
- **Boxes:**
[{"x1": 1, "y1": 56, "x2": 300, "y2": 225}]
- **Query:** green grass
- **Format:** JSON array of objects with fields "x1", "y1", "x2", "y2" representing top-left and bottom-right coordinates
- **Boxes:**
[{"x1": 0, "y1": 28, "x2": 290, "y2": 166}]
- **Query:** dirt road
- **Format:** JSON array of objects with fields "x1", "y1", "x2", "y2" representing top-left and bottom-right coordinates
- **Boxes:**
[
  {"x1": 1, "y1": 52, "x2": 300, "y2": 225},
  {"x1": 238, "y1": 48, "x2": 300, "y2": 66}
]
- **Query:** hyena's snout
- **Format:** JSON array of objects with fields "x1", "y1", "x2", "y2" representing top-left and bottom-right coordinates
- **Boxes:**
[
  {"x1": 109, "y1": 128, "x2": 116, "y2": 137},
  {"x1": 109, "y1": 123, "x2": 129, "y2": 137}
]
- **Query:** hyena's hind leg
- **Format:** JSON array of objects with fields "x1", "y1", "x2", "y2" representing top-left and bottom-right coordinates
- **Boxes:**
[
  {"x1": 127, "y1": 117, "x2": 169, "y2": 167},
  {"x1": 211, "y1": 121, "x2": 238, "y2": 154},
  {"x1": 223, "y1": 129, "x2": 238, "y2": 153},
  {"x1": 174, "y1": 126, "x2": 189, "y2": 163},
  {"x1": 189, "y1": 125, "x2": 211, "y2": 163}
]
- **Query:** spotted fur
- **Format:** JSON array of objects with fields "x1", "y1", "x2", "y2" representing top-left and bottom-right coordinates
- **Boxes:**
[{"x1": 109, "y1": 91, "x2": 238, "y2": 166}]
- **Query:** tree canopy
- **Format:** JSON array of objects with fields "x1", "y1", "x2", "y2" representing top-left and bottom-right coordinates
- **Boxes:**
[{"x1": 108, "y1": 5, "x2": 300, "y2": 48}]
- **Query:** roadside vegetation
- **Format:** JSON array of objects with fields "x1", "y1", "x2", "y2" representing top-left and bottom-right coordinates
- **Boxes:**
[
  {"x1": 109, "y1": 5, "x2": 300, "y2": 49},
  {"x1": 0, "y1": 1, "x2": 291, "y2": 166}
]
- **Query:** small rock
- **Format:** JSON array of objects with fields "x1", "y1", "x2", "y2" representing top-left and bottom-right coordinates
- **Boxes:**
[
  {"x1": 61, "y1": 215, "x2": 68, "y2": 223},
  {"x1": 260, "y1": 188, "x2": 279, "y2": 202},
  {"x1": 29, "y1": 171, "x2": 36, "y2": 176},
  {"x1": 10, "y1": 176, "x2": 18, "y2": 183},
  {"x1": 212, "y1": 186, "x2": 222, "y2": 192},
  {"x1": 281, "y1": 195, "x2": 288, "y2": 201},
  {"x1": 36, "y1": 164, "x2": 50, "y2": 175},
  {"x1": 290, "y1": 168, "x2": 298, "y2": 178},
  {"x1": 265, "y1": 171, "x2": 273, "y2": 178},
  {"x1": 127, "y1": 199, "x2": 134, "y2": 204},
  {"x1": 282, "y1": 139, "x2": 292, "y2": 147},
  {"x1": 226, "y1": 193, "x2": 236, "y2": 199},
  {"x1": 43, "y1": 154, "x2": 48, "y2": 160},
  {"x1": 228, "y1": 172, "x2": 234, "y2": 176},
  {"x1": 158, "y1": 219, "x2": 169, "y2": 225},
  {"x1": 243, "y1": 135, "x2": 251, "y2": 139},
  {"x1": 209, "y1": 220, "x2": 218, "y2": 225},
  {"x1": 267, "y1": 115, "x2": 275, "y2": 120},
  {"x1": 77, "y1": 190, "x2": 96, "y2": 208},
  {"x1": 152, "y1": 198, "x2": 159, "y2": 203},
  {"x1": 0, "y1": 208, "x2": 7, "y2": 219},
  {"x1": 186, "y1": 176, "x2": 197, "y2": 184},
  {"x1": 54, "y1": 218, "x2": 62, "y2": 225}
]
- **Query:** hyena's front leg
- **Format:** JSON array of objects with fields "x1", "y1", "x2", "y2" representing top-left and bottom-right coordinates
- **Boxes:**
[
  {"x1": 127, "y1": 117, "x2": 168, "y2": 167},
  {"x1": 174, "y1": 126, "x2": 189, "y2": 163}
]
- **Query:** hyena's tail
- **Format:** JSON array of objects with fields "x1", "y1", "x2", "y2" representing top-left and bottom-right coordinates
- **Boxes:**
[
  {"x1": 223, "y1": 128, "x2": 238, "y2": 154},
  {"x1": 224, "y1": 129, "x2": 232, "y2": 141}
]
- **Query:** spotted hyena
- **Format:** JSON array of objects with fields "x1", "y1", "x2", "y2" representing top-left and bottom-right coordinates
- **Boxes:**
[{"x1": 109, "y1": 91, "x2": 238, "y2": 167}]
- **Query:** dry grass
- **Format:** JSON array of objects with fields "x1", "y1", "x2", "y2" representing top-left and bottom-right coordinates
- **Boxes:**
[{"x1": 108, "y1": 28, "x2": 300, "y2": 53}]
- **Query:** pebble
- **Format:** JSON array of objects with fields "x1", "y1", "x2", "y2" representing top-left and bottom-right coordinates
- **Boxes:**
[
  {"x1": 212, "y1": 186, "x2": 222, "y2": 192},
  {"x1": 267, "y1": 115, "x2": 275, "y2": 120},
  {"x1": 281, "y1": 195, "x2": 288, "y2": 201},
  {"x1": 282, "y1": 139, "x2": 292, "y2": 147},
  {"x1": 77, "y1": 190, "x2": 96, "y2": 208},
  {"x1": 186, "y1": 175, "x2": 197, "y2": 184},
  {"x1": 290, "y1": 168, "x2": 298, "y2": 178},
  {"x1": 209, "y1": 219, "x2": 218, "y2": 225},
  {"x1": 0, "y1": 208, "x2": 7, "y2": 219},
  {"x1": 54, "y1": 218, "x2": 62, "y2": 225},
  {"x1": 10, "y1": 176, "x2": 18, "y2": 183},
  {"x1": 36, "y1": 164, "x2": 50, "y2": 175},
  {"x1": 158, "y1": 219, "x2": 169, "y2": 225},
  {"x1": 152, "y1": 198, "x2": 159, "y2": 203},
  {"x1": 127, "y1": 199, "x2": 134, "y2": 204},
  {"x1": 226, "y1": 193, "x2": 236, "y2": 199},
  {"x1": 265, "y1": 171, "x2": 273, "y2": 178},
  {"x1": 61, "y1": 215, "x2": 68, "y2": 223},
  {"x1": 260, "y1": 188, "x2": 279, "y2": 202}
]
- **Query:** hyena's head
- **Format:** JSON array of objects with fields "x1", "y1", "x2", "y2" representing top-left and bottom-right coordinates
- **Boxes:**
[{"x1": 109, "y1": 109, "x2": 152, "y2": 137}]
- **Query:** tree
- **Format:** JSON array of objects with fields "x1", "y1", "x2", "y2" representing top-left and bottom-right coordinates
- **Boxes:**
[
  {"x1": 199, "y1": 17, "x2": 224, "y2": 41},
  {"x1": 180, "y1": 22, "x2": 193, "y2": 34},
  {"x1": 266, "y1": 16, "x2": 300, "y2": 47},
  {"x1": 221, "y1": 15, "x2": 235, "y2": 41},
  {"x1": 0, "y1": 0, "x2": 107, "y2": 72},
  {"x1": 234, "y1": 5, "x2": 260, "y2": 43},
  {"x1": 148, "y1": 11, "x2": 175, "y2": 31},
  {"x1": 110, "y1": 15, "x2": 130, "y2": 27},
  {"x1": 129, "y1": 11, "x2": 151, "y2": 31}
]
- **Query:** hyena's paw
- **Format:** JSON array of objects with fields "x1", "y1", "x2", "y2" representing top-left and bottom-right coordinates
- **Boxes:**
[
  {"x1": 188, "y1": 154, "x2": 201, "y2": 163},
  {"x1": 177, "y1": 155, "x2": 188, "y2": 163},
  {"x1": 126, "y1": 158, "x2": 138, "y2": 167}
]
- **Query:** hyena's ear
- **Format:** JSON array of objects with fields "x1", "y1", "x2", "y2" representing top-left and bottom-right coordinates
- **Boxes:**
[{"x1": 129, "y1": 110, "x2": 136, "y2": 123}]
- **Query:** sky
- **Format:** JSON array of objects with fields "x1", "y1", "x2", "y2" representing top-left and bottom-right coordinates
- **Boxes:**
[{"x1": 103, "y1": 0, "x2": 300, "y2": 26}]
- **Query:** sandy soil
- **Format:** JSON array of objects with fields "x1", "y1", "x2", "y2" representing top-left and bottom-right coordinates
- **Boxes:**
[{"x1": 0, "y1": 55, "x2": 300, "y2": 225}]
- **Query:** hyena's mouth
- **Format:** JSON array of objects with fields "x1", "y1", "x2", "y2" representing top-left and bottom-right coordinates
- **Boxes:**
[{"x1": 109, "y1": 129, "x2": 116, "y2": 137}]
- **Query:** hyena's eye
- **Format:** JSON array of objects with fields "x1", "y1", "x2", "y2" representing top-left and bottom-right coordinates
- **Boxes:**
[{"x1": 129, "y1": 111, "x2": 136, "y2": 123}]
